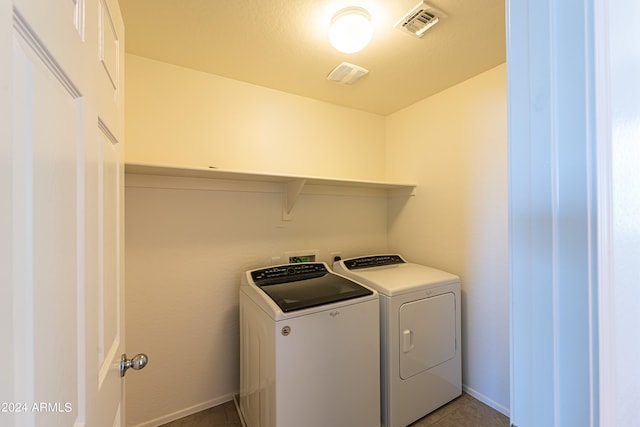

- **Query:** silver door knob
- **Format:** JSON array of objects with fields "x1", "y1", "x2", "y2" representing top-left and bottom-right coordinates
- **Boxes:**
[{"x1": 120, "y1": 353, "x2": 148, "y2": 377}]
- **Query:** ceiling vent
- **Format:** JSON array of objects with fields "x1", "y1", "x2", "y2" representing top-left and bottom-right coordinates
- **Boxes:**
[
  {"x1": 395, "y1": 1, "x2": 447, "y2": 38},
  {"x1": 327, "y1": 62, "x2": 369, "y2": 85}
]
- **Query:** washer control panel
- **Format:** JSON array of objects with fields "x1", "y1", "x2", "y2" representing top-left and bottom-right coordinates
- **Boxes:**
[
  {"x1": 343, "y1": 254, "x2": 405, "y2": 270},
  {"x1": 251, "y1": 263, "x2": 327, "y2": 285}
]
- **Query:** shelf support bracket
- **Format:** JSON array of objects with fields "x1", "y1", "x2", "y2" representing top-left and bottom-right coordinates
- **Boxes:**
[{"x1": 282, "y1": 179, "x2": 306, "y2": 221}]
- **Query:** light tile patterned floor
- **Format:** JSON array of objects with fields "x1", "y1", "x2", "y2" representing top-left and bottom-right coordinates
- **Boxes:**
[
  {"x1": 408, "y1": 393, "x2": 509, "y2": 427},
  {"x1": 160, "y1": 401, "x2": 241, "y2": 427},
  {"x1": 160, "y1": 393, "x2": 509, "y2": 427}
]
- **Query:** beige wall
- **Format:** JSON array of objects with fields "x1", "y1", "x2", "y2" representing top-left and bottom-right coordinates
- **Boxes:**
[
  {"x1": 125, "y1": 54, "x2": 386, "y2": 181},
  {"x1": 124, "y1": 56, "x2": 510, "y2": 424},
  {"x1": 124, "y1": 178, "x2": 389, "y2": 426},
  {"x1": 386, "y1": 63, "x2": 509, "y2": 413},
  {"x1": 124, "y1": 55, "x2": 391, "y2": 426}
]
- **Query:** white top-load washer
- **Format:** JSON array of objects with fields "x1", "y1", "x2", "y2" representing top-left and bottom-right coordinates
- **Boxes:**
[
  {"x1": 333, "y1": 254, "x2": 461, "y2": 427},
  {"x1": 239, "y1": 262, "x2": 380, "y2": 427}
]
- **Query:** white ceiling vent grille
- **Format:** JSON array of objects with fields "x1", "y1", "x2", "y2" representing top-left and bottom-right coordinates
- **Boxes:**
[
  {"x1": 327, "y1": 62, "x2": 369, "y2": 85},
  {"x1": 395, "y1": 1, "x2": 447, "y2": 38}
]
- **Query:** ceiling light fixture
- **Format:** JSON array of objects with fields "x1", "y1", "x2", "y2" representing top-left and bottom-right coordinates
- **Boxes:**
[{"x1": 328, "y1": 7, "x2": 373, "y2": 54}]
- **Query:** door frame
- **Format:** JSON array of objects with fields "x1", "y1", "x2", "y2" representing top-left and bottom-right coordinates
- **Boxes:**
[{"x1": 507, "y1": 0, "x2": 624, "y2": 425}]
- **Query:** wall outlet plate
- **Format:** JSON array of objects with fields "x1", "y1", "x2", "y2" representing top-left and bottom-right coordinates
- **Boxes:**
[{"x1": 271, "y1": 256, "x2": 282, "y2": 265}]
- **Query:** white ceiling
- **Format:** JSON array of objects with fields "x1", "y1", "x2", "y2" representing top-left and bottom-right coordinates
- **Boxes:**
[{"x1": 118, "y1": 0, "x2": 505, "y2": 116}]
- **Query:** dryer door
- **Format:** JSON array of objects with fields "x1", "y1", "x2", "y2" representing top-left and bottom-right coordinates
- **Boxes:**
[{"x1": 399, "y1": 292, "x2": 457, "y2": 379}]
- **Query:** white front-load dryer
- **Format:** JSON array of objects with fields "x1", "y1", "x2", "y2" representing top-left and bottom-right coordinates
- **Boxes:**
[{"x1": 333, "y1": 254, "x2": 461, "y2": 427}]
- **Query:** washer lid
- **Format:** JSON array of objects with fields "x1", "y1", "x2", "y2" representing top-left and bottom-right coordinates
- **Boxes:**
[
  {"x1": 336, "y1": 255, "x2": 459, "y2": 296},
  {"x1": 249, "y1": 263, "x2": 373, "y2": 312}
]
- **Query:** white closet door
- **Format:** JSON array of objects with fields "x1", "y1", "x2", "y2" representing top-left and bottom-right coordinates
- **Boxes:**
[{"x1": 3, "y1": 0, "x2": 126, "y2": 425}]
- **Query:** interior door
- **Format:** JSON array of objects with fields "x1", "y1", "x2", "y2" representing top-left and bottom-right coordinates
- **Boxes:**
[{"x1": 2, "y1": 0, "x2": 127, "y2": 425}]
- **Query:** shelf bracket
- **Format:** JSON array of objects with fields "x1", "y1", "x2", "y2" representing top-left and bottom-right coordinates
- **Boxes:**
[
  {"x1": 282, "y1": 179, "x2": 306, "y2": 221},
  {"x1": 389, "y1": 186, "x2": 417, "y2": 197}
]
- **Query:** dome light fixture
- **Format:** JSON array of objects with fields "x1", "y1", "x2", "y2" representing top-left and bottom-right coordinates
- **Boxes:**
[{"x1": 328, "y1": 7, "x2": 373, "y2": 54}]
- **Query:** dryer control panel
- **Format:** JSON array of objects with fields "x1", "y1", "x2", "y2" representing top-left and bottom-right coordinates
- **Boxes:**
[{"x1": 343, "y1": 254, "x2": 406, "y2": 270}]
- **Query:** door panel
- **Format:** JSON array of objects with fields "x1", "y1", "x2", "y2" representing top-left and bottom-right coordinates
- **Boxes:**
[
  {"x1": 99, "y1": 123, "x2": 121, "y2": 375},
  {"x1": 5, "y1": 0, "x2": 125, "y2": 425},
  {"x1": 95, "y1": 119, "x2": 124, "y2": 425},
  {"x1": 12, "y1": 14, "x2": 84, "y2": 426},
  {"x1": 399, "y1": 293, "x2": 457, "y2": 380},
  {"x1": 98, "y1": 0, "x2": 119, "y2": 91}
]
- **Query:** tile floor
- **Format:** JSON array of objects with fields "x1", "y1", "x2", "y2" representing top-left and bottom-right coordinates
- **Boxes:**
[
  {"x1": 160, "y1": 400, "x2": 241, "y2": 427},
  {"x1": 160, "y1": 393, "x2": 509, "y2": 427},
  {"x1": 408, "y1": 393, "x2": 509, "y2": 427}
]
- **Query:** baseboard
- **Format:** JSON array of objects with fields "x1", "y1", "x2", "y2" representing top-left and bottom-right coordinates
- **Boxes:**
[
  {"x1": 131, "y1": 388, "x2": 507, "y2": 426},
  {"x1": 462, "y1": 384, "x2": 510, "y2": 417},
  {"x1": 130, "y1": 393, "x2": 236, "y2": 427},
  {"x1": 233, "y1": 394, "x2": 247, "y2": 427}
]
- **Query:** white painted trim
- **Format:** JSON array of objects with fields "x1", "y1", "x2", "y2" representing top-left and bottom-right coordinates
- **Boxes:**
[
  {"x1": 13, "y1": 7, "x2": 81, "y2": 98},
  {"x1": 462, "y1": 384, "x2": 510, "y2": 417},
  {"x1": 507, "y1": 0, "x2": 600, "y2": 425},
  {"x1": 129, "y1": 393, "x2": 237, "y2": 427},
  {"x1": 233, "y1": 394, "x2": 247, "y2": 427},
  {"x1": 593, "y1": 0, "x2": 615, "y2": 424}
]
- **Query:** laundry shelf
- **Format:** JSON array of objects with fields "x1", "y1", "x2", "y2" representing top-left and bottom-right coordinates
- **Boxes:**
[{"x1": 125, "y1": 163, "x2": 416, "y2": 220}]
